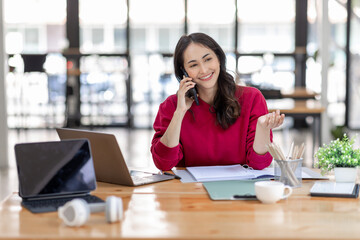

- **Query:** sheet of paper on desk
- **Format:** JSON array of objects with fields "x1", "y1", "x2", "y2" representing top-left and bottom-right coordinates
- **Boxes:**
[
  {"x1": 187, "y1": 165, "x2": 255, "y2": 182},
  {"x1": 172, "y1": 169, "x2": 197, "y2": 183}
]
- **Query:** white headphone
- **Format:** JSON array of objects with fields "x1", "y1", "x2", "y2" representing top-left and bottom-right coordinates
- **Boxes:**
[{"x1": 58, "y1": 196, "x2": 123, "y2": 227}]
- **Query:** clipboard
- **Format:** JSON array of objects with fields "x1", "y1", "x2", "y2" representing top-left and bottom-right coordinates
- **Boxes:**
[{"x1": 202, "y1": 180, "x2": 261, "y2": 200}]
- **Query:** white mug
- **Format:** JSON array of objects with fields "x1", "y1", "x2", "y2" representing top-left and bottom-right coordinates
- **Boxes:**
[{"x1": 255, "y1": 181, "x2": 292, "y2": 204}]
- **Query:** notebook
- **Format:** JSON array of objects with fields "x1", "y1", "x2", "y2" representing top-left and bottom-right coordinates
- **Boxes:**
[
  {"x1": 56, "y1": 128, "x2": 174, "y2": 186},
  {"x1": 15, "y1": 139, "x2": 104, "y2": 213}
]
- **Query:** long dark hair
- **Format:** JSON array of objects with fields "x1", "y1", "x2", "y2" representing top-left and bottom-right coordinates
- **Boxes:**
[{"x1": 173, "y1": 32, "x2": 241, "y2": 129}]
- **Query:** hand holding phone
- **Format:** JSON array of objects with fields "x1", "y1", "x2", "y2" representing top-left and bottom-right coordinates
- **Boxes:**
[{"x1": 178, "y1": 68, "x2": 199, "y2": 106}]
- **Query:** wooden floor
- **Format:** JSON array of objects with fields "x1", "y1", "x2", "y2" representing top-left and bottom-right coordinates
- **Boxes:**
[{"x1": 0, "y1": 125, "x2": 350, "y2": 202}]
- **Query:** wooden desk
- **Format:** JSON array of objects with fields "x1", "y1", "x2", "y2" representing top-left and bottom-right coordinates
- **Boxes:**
[
  {"x1": 1, "y1": 178, "x2": 360, "y2": 240},
  {"x1": 268, "y1": 99, "x2": 325, "y2": 155}
]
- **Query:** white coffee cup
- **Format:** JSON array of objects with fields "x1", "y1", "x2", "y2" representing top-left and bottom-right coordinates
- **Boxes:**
[{"x1": 255, "y1": 181, "x2": 292, "y2": 204}]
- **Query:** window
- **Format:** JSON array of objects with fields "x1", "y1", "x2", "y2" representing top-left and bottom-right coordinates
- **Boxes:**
[
  {"x1": 188, "y1": 0, "x2": 235, "y2": 51},
  {"x1": 129, "y1": 0, "x2": 183, "y2": 127},
  {"x1": 237, "y1": 0, "x2": 295, "y2": 53},
  {"x1": 4, "y1": 0, "x2": 67, "y2": 128},
  {"x1": 114, "y1": 28, "x2": 127, "y2": 52},
  {"x1": 4, "y1": 0, "x2": 66, "y2": 53},
  {"x1": 79, "y1": 0, "x2": 127, "y2": 53},
  {"x1": 92, "y1": 28, "x2": 104, "y2": 46}
]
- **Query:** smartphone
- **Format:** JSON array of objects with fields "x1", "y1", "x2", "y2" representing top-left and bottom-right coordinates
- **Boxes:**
[{"x1": 178, "y1": 68, "x2": 199, "y2": 106}]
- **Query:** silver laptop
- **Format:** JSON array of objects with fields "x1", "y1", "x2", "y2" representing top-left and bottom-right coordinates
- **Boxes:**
[{"x1": 56, "y1": 128, "x2": 174, "y2": 186}]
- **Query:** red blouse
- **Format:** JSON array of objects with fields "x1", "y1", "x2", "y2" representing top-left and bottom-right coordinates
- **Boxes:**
[{"x1": 151, "y1": 86, "x2": 273, "y2": 171}]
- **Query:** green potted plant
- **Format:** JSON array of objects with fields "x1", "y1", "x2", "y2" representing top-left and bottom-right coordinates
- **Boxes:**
[{"x1": 314, "y1": 134, "x2": 360, "y2": 182}]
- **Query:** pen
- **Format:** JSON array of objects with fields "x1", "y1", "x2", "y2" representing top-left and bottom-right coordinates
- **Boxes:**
[
  {"x1": 233, "y1": 195, "x2": 256, "y2": 199},
  {"x1": 163, "y1": 172, "x2": 182, "y2": 180}
]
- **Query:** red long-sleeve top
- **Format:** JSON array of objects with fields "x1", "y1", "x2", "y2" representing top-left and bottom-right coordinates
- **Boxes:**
[{"x1": 151, "y1": 86, "x2": 273, "y2": 170}]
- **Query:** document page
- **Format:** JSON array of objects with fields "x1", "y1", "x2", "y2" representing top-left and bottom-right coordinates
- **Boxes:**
[{"x1": 187, "y1": 165, "x2": 256, "y2": 182}]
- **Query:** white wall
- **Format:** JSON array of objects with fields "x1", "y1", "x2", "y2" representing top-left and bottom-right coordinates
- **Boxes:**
[{"x1": 0, "y1": 0, "x2": 9, "y2": 168}]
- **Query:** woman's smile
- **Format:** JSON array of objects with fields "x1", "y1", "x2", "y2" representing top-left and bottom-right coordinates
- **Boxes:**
[{"x1": 199, "y1": 72, "x2": 214, "y2": 81}]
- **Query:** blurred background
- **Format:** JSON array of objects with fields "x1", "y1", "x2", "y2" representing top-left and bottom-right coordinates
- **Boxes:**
[
  {"x1": 3, "y1": 0, "x2": 360, "y2": 128},
  {"x1": 0, "y1": 0, "x2": 360, "y2": 172}
]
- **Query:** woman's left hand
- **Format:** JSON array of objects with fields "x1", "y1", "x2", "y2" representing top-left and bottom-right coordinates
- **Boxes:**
[{"x1": 257, "y1": 109, "x2": 285, "y2": 130}]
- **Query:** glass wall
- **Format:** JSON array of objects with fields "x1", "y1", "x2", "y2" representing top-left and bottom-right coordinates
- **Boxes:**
[
  {"x1": 188, "y1": 0, "x2": 235, "y2": 52},
  {"x1": 237, "y1": 0, "x2": 296, "y2": 89},
  {"x1": 78, "y1": 55, "x2": 129, "y2": 126},
  {"x1": 237, "y1": 0, "x2": 295, "y2": 53},
  {"x1": 3, "y1": 0, "x2": 353, "y2": 130},
  {"x1": 5, "y1": 0, "x2": 67, "y2": 53},
  {"x1": 79, "y1": 0, "x2": 127, "y2": 53},
  {"x1": 78, "y1": 0, "x2": 129, "y2": 126},
  {"x1": 130, "y1": 0, "x2": 184, "y2": 128},
  {"x1": 4, "y1": 0, "x2": 67, "y2": 128},
  {"x1": 188, "y1": 0, "x2": 237, "y2": 80}
]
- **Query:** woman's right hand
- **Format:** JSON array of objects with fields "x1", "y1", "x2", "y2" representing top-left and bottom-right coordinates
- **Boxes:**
[
  {"x1": 176, "y1": 76, "x2": 196, "y2": 113},
  {"x1": 160, "y1": 76, "x2": 196, "y2": 148}
]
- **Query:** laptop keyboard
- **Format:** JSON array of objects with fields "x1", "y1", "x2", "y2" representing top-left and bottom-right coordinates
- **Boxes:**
[
  {"x1": 131, "y1": 174, "x2": 174, "y2": 185},
  {"x1": 22, "y1": 195, "x2": 104, "y2": 213},
  {"x1": 131, "y1": 175, "x2": 156, "y2": 184}
]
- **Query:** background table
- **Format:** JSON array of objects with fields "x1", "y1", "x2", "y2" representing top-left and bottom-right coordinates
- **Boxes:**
[
  {"x1": 268, "y1": 99, "x2": 325, "y2": 160},
  {"x1": 281, "y1": 87, "x2": 320, "y2": 100}
]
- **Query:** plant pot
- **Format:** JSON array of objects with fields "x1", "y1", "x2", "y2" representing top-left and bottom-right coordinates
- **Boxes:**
[{"x1": 334, "y1": 167, "x2": 357, "y2": 183}]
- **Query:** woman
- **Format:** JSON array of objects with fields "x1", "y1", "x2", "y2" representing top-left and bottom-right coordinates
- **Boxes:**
[{"x1": 151, "y1": 32, "x2": 284, "y2": 171}]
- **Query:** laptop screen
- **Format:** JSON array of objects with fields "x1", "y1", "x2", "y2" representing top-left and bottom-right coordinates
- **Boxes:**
[{"x1": 15, "y1": 139, "x2": 97, "y2": 199}]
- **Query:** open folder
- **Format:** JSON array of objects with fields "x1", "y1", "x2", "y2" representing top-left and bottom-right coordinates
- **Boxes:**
[
  {"x1": 187, "y1": 165, "x2": 273, "y2": 182},
  {"x1": 173, "y1": 166, "x2": 327, "y2": 183}
]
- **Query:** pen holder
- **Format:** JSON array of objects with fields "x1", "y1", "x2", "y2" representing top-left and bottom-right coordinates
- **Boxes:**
[{"x1": 274, "y1": 158, "x2": 302, "y2": 188}]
